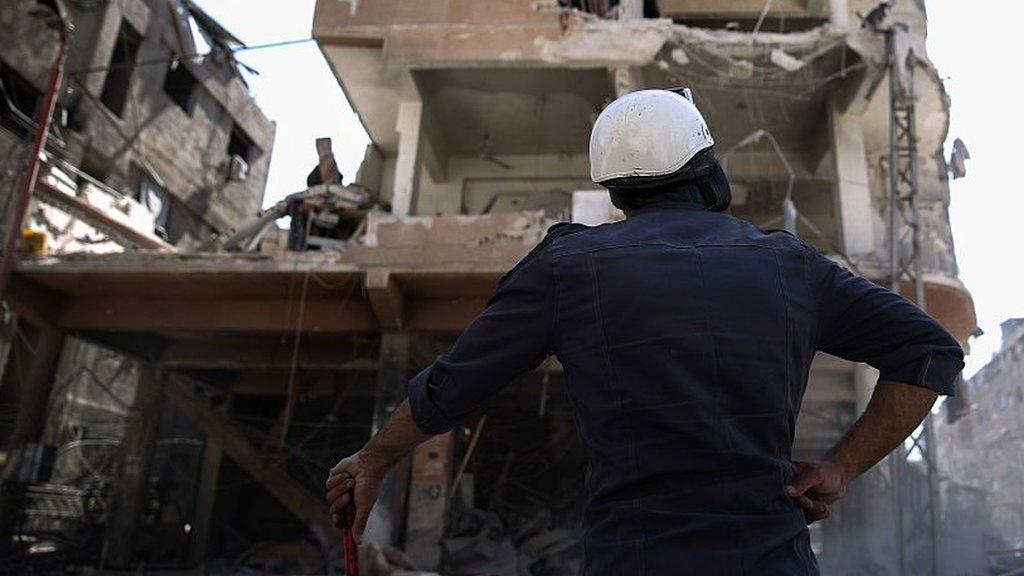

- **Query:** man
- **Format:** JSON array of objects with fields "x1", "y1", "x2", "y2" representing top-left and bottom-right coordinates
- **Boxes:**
[{"x1": 326, "y1": 89, "x2": 964, "y2": 574}]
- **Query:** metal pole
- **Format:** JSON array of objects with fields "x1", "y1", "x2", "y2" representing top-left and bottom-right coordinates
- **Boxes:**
[
  {"x1": 924, "y1": 414, "x2": 944, "y2": 575},
  {"x1": 888, "y1": 28, "x2": 901, "y2": 295},
  {"x1": 886, "y1": 28, "x2": 908, "y2": 576},
  {"x1": 0, "y1": 28, "x2": 70, "y2": 302},
  {"x1": 887, "y1": 23, "x2": 944, "y2": 575},
  {"x1": 903, "y1": 36, "x2": 944, "y2": 576}
]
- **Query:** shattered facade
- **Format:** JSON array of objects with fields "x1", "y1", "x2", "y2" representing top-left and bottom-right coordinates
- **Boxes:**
[
  {"x1": 0, "y1": 0, "x2": 275, "y2": 249},
  {"x1": 0, "y1": 0, "x2": 275, "y2": 570},
  {"x1": 309, "y1": 0, "x2": 977, "y2": 574},
  {"x1": 0, "y1": 0, "x2": 986, "y2": 575}
]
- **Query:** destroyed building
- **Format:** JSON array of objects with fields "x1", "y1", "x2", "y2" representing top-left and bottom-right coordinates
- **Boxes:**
[
  {"x1": 0, "y1": 0, "x2": 982, "y2": 575},
  {"x1": 0, "y1": 0, "x2": 275, "y2": 250},
  {"x1": 0, "y1": 0, "x2": 275, "y2": 570},
  {"x1": 308, "y1": 0, "x2": 977, "y2": 572},
  {"x1": 936, "y1": 319, "x2": 1024, "y2": 573}
]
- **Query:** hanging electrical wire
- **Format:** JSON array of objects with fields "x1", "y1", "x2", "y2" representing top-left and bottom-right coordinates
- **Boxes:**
[{"x1": 67, "y1": 37, "x2": 314, "y2": 77}]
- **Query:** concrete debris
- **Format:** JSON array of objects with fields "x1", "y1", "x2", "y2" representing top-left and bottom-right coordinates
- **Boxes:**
[
  {"x1": 356, "y1": 540, "x2": 426, "y2": 576},
  {"x1": 726, "y1": 58, "x2": 755, "y2": 79},
  {"x1": 535, "y1": 15, "x2": 673, "y2": 66},
  {"x1": 949, "y1": 137, "x2": 970, "y2": 179},
  {"x1": 769, "y1": 48, "x2": 806, "y2": 71},
  {"x1": 538, "y1": 13, "x2": 847, "y2": 78},
  {"x1": 27, "y1": 162, "x2": 173, "y2": 253},
  {"x1": 364, "y1": 211, "x2": 551, "y2": 249},
  {"x1": 859, "y1": 0, "x2": 894, "y2": 30},
  {"x1": 669, "y1": 47, "x2": 689, "y2": 65},
  {"x1": 234, "y1": 538, "x2": 327, "y2": 573},
  {"x1": 442, "y1": 508, "x2": 581, "y2": 576}
]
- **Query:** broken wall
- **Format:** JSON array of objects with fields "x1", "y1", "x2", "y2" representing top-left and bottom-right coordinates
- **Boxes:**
[{"x1": 0, "y1": 0, "x2": 275, "y2": 245}]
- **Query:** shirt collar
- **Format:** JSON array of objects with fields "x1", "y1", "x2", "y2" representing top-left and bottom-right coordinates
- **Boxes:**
[{"x1": 629, "y1": 200, "x2": 708, "y2": 216}]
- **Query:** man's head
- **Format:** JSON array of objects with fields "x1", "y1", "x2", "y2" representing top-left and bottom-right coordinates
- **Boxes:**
[{"x1": 589, "y1": 89, "x2": 731, "y2": 213}]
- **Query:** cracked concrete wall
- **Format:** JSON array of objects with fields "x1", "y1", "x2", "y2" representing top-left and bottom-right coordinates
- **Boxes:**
[
  {"x1": 0, "y1": 0, "x2": 275, "y2": 245},
  {"x1": 414, "y1": 153, "x2": 592, "y2": 219},
  {"x1": 314, "y1": 0, "x2": 973, "y2": 346},
  {"x1": 316, "y1": 0, "x2": 962, "y2": 285}
]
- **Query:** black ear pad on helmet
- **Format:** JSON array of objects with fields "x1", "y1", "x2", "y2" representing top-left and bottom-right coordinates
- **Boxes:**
[
  {"x1": 603, "y1": 148, "x2": 733, "y2": 212},
  {"x1": 698, "y1": 162, "x2": 732, "y2": 212}
]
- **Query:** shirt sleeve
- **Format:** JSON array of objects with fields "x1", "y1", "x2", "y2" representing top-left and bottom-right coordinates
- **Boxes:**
[
  {"x1": 810, "y1": 249, "x2": 964, "y2": 396},
  {"x1": 407, "y1": 242, "x2": 556, "y2": 434}
]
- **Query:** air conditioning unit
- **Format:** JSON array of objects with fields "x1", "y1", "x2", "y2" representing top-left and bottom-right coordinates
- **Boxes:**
[{"x1": 228, "y1": 154, "x2": 249, "y2": 181}]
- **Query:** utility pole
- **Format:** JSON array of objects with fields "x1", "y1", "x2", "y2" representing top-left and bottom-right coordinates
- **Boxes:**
[{"x1": 885, "y1": 22, "x2": 944, "y2": 576}]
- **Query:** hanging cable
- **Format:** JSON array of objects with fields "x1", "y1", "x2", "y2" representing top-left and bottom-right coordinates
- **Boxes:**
[{"x1": 67, "y1": 37, "x2": 314, "y2": 76}]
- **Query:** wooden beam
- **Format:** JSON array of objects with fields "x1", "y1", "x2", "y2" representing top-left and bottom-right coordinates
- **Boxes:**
[
  {"x1": 52, "y1": 295, "x2": 487, "y2": 335},
  {"x1": 0, "y1": 324, "x2": 65, "y2": 555},
  {"x1": 159, "y1": 338, "x2": 377, "y2": 371},
  {"x1": 229, "y1": 371, "x2": 376, "y2": 397},
  {"x1": 365, "y1": 269, "x2": 404, "y2": 329},
  {"x1": 191, "y1": 394, "x2": 230, "y2": 563},
  {"x1": 164, "y1": 375, "x2": 339, "y2": 540},
  {"x1": 57, "y1": 298, "x2": 378, "y2": 334},
  {"x1": 0, "y1": 322, "x2": 64, "y2": 451},
  {"x1": 104, "y1": 367, "x2": 164, "y2": 566},
  {"x1": 4, "y1": 277, "x2": 63, "y2": 328}
]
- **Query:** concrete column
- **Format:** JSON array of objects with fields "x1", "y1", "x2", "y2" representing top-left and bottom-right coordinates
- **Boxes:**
[
  {"x1": 363, "y1": 332, "x2": 412, "y2": 546},
  {"x1": 611, "y1": 2, "x2": 644, "y2": 97},
  {"x1": 104, "y1": 366, "x2": 164, "y2": 567},
  {"x1": 853, "y1": 363, "x2": 879, "y2": 416},
  {"x1": 573, "y1": 190, "x2": 621, "y2": 226},
  {"x1": 392, "y1": 101, "x2": 425, "y2": 217},
  {"x1": 404, "y1": 433, "x2": 454, "y2": 569},
  {"x1": 829, "y1": 0, "x2": 850, "y2": 29},
  {"x1": 612, "y1": 67, "x2": 644, "y2": 97},
  {"x1": 620, "y1": 0, "x2": 644, "y2": 19},
  {"x1": 828, "y1": 96, "x2": 875, "y2": 257},
  {"x1": 0, "y1": 324, "x2": 65, "y2": 556}
]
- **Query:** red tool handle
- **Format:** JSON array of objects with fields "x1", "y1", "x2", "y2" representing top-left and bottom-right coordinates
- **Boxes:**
[{"x1": 343, "y1": 500, "x2": 359, "y2": 576}]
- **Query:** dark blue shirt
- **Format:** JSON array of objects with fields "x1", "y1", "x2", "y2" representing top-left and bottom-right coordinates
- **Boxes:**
[{"x1": 408, "y1": 201, "x2": 964, "y2": 575}]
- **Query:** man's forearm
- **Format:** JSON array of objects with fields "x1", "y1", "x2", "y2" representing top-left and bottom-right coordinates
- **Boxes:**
[
  {"x1": 825, "y1": 380, "x2": 938, "y2": 483},
  {"x1": 326, "y1": 399, "x2": 433, "y2": 537},
  {"x1": 360, "y1": 399, "x2": 432, "y2": 472}
]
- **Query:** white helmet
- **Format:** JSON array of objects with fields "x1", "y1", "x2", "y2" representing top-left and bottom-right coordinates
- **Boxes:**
[
  {"x1": 590, "y1": 89, "x2": 714, "y2": 183},
  {"x1": 589, "y1": 89, "x2": 730, "y2": 211}
]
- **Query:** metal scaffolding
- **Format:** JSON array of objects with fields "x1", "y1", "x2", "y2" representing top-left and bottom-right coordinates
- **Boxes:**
[{"x1": 885, "y1": 22, "x2": 944, "y2": 576}]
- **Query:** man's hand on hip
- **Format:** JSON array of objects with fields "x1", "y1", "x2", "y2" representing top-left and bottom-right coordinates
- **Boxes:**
[
  {"x1": 787, "y1": 460, "x2": 850, "y2": 525},
  {"x1": 787, "y1": 380, "x2": 940, "y2": 526}
]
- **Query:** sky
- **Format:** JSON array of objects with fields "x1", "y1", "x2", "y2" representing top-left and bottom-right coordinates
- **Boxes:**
[
  {"x1": 924, "y1": 1, "x2": 1024, "y2": 375},
  {"x1": 193, "y1": 0, "x2": 1023, "y2": 377},
  {"x1": 188, "y1": 0, "x2": 369, "y2": 205}
]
